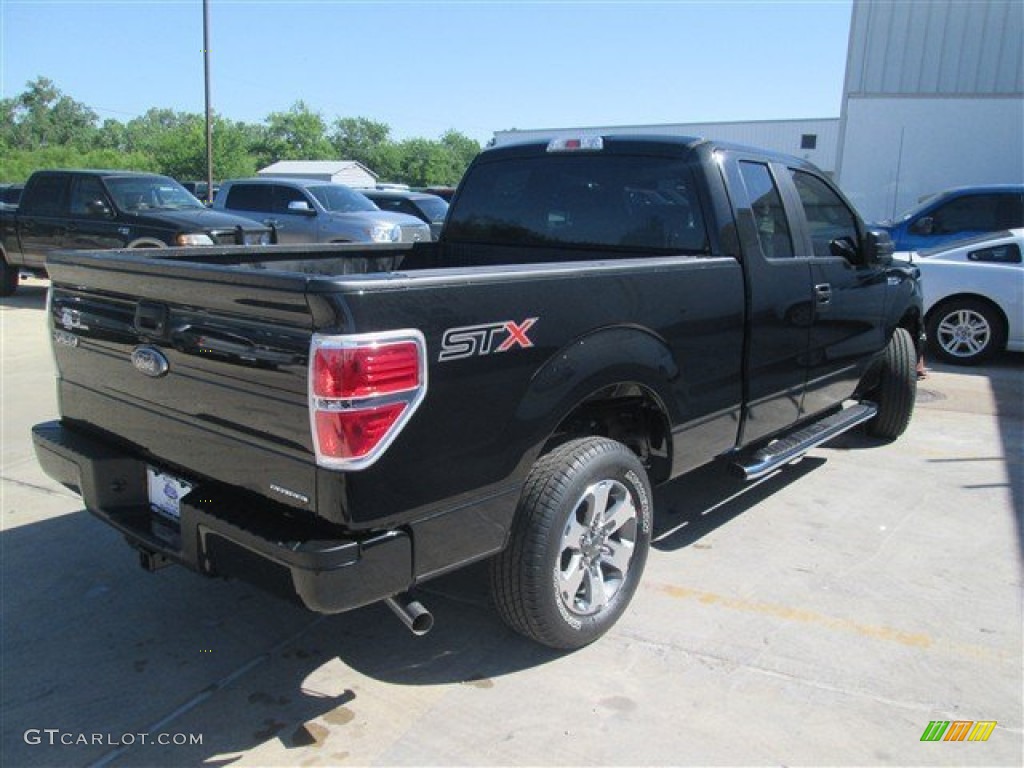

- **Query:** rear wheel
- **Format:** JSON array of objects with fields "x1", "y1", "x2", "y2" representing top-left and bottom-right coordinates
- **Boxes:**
[
  {"x1": 927, "y1": 298, "x2": 1005, "y2": 365},
  {"x1": 867, "y1": 327, "x2": 917, "y2": 440},
  {"x1": 0, "y1": 256, "x2": 19, "y2": 297},
  {"x1": 490, "y1": 437, "x2": 652, "y2": 649}
]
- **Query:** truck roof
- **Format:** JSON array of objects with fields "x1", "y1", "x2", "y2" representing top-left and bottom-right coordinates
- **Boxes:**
[
  {"x1": 481, "y1": 133, "x2": 822, "y2": 172},
  {"x1": 30, "y1": 169, "x2": 172, "y2": 179}
]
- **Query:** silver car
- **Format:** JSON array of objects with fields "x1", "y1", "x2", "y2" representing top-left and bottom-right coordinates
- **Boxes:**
[{"x1": 213, "y1": 177, "x2": 431, "y2": 244}]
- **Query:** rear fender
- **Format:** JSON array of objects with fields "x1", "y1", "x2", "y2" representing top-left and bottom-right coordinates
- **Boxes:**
[{"x1": 515, "y1": 325, "x2": 681, "y2": 465}]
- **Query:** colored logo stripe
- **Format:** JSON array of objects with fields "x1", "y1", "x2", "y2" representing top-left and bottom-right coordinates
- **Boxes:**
[{"x1": 920, "y1": 720, "x2": 996, "y2": 742}]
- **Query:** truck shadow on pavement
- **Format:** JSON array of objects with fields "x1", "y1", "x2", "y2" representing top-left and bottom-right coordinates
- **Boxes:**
[
  {"x1": 3, "y1": 454, "x2": 830, "y2": 766},
  {"x1": 0, "y1": 508, "x2": 558, "y2": 767},
  {"x1": 0, "y1": 280, "x2": 48, "y2": 310},
  {"x1": 651, "y1": 456, "x2": 825, "y2": 552}
]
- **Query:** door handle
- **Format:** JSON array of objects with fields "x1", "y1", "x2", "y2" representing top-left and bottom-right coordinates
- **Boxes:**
[{"x1": 814, "y1": 283, "x2": 832, "y2": 305}]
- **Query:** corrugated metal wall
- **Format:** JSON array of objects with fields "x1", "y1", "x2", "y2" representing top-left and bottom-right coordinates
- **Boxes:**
[
  {"x1": 838, "y1": 0, "x2": 1024, "y2": 220},
  {"x1": 844, "y1": 0, "x2": 1023, "y2": 95}
]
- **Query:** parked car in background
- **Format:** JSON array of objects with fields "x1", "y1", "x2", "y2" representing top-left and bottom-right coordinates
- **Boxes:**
[
  {"x1": 359, "y1": 188, "x2": 448, "y2": 240},
  {"x1": 423, "y1": 185, "x2": 456, "y2": 202},
  {"x1": 0, "y1": 183, "x2": 24, "y2": 211},
  {"x1": 877, "y1": 185, "x2": 1023, "y2": 251},
  {"x1": 180, "y1": 180, "x2": 220, "y2": 204},
  {"x1": 0, "y1": 170, "x2": 271, "y2": 296},
  {"x1": 896, "y1": 229, "x2": 1022, "y2": 364},
  {"x1": 213, "y1": 178, "x2": 431, "y2": 244}
]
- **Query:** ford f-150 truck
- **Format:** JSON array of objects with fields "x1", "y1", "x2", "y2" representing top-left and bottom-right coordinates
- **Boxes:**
[
  {"x1": 32, "y1": 136, "x2": 922, "y2": 649},
  {"x1": 0, "y1": 169, "x2": 272, "y2": 296}
]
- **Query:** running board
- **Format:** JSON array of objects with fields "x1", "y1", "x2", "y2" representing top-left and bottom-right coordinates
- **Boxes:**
[{"x1": 732, "y1": 402, "x2": 878, "y2": 481}]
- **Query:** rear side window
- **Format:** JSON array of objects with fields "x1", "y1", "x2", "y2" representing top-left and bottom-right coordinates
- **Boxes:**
[
  {"x1": 23, "y1": 174, "x2": 68, "y2": 216},
  {"x1": 446, "y1": 154, "x2": 708, "y2": 254},
  {"x1": 968, "y1": 242, "x2": 1021, "y2": 263},
  {"x1": 738, "y1": 161, "x2": 793, "y2": 259},
  {"x1": 790, "y1": 170, "x2": 859, "y2": 258},
  {"x1": 225, "y1": 184, "x2": 272, "y2": 212}
]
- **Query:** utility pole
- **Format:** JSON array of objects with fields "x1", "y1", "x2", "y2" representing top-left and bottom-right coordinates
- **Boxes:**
[{"x1": 203, "y1": 0, "x2": 214, "y2": 203}]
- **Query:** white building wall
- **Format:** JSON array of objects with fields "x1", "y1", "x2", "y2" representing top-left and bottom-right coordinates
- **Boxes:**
[
  {"x1": 838, "y1": 96, "x2": 1023, "y2": 222},
  {"x1": 493, "y1": 118, "x2": 841, "y2": 175},
  {"x1": 837, "y1": 0, "x2": 1023, "y2": 221}
]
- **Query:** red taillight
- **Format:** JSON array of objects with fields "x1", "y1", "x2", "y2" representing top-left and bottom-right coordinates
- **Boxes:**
[
  {"x1": 315, "y1": 404, "x2": 408, "y2": 460},
  {"x1": 309, "y1": 331, "x2": 427, "y2": 470},
  {"x1": 314, "y1": 342, "x2": 421, "y2": 398}
]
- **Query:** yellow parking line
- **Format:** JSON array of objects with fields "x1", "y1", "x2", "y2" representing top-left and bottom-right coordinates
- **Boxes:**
[
  {"x1": 651, "y1": 583, "x2": 934, "y2": 647},
  {"x1": 650, "y1": 582, "x2": 1017, "y2": 662}
]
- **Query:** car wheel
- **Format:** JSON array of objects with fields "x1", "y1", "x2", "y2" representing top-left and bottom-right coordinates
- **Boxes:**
[
  {"x1": 927, "y1": 298, "x2": 1005, "y2": 365},
  {"x1": 490, "y1": 437, "x2": 652, "y2": 650},
  {"x1": 0, "y1": 256, "x2": 19, "y2": 297},
  {"x1": 867, "y1": 327, "x2": 917, "y2": 440}
]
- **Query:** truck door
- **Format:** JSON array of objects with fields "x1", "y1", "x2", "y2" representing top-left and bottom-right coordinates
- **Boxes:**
[
  {"x1": 721, "y1": 156, "x2": 814, "y2": 445},
  {"x1": 15, "y1": 173, "x2": 70, "y2": 270},
  {"x1": 269, "y1": 185, "x2": 318, "y2": 244},
  {"x1": 782, "y1": 168, "x2": 887, "y2": 418},
  {"x1": 64, "y1": 175, "x2": 126, "y2": 251}
]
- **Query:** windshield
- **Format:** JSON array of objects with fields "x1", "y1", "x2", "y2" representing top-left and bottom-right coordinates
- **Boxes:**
[
  {"x1": 308, "y1": 185, "x2": 378, "y2": 213},
  {"x1": 445, "y1": 153, "x2": 709, "y2": 253},
  {"x1": 416, "y1": 196, "x2": 449, "y2": 222},
  {"x1": 105, "y1": 176, "x2": 205, "y2": 212}
]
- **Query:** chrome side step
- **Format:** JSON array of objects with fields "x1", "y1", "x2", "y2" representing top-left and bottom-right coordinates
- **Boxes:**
[{"x1": 732, "y1": 402, "x2": 878, "y2": 480}]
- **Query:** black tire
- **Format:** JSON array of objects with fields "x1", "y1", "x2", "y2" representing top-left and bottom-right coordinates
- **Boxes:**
[
  {"x1": 867, "y1": 327, "x2": 917, "y2": 440},
  {"x1": 0, "y1": 256, "x2": 18, "y2": 297},
  {"x1": 926, "y1": 297, "x2": 1005, "y2": 366},
  {"x1": 490, "y1": 437, "x2": 653, "y2": 650}
]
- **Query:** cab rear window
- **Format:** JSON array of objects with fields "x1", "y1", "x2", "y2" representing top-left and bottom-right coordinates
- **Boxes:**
[{"x1": 446, "y1": 155, "x2": 708, "y2": 254}]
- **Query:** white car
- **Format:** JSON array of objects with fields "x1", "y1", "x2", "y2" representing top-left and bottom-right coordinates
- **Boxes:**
[{"x1": 896, "y1": 229, "x2": 1023, "y2": 365}]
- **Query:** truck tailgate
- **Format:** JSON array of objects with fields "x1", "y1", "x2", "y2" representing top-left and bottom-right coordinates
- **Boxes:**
[{"x1": 46, "y1": 249, "x2": 320, "y2": 512}]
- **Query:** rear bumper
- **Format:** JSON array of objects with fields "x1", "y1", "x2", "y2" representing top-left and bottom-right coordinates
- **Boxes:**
[{"x1": 31, "y1": 420, "x2": 412, "y2": 613}]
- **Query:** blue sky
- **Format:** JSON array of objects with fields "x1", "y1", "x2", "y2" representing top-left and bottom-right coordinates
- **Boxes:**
[{"x1": 1, "y1": 0, "x2": 853, "y2": 145}]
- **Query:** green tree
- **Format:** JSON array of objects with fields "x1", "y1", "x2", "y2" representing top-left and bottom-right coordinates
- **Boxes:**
[
  {"x1": 2, "y1": 146, "x2": 156, "y2": 182},
  {"x1": 330, "y1": 117, "x2": 391, "y2": 165},
  {"x1": 256, "y1": 101, "x2": 333, "y2": 165},
  {"x1": 439, "y1": 130, "x2": 480, "y2": 182},
  {"x1": 396, "y1": 138, "x2": 452, "y2": 187},
  {"x1": 0, "y1": 76, "x2": 98, "y2": 151}
]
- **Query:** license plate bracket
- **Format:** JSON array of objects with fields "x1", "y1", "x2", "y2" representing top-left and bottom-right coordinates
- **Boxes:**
[{"x1": 147, "y1": 466, "x2": 193, "y2": 522}]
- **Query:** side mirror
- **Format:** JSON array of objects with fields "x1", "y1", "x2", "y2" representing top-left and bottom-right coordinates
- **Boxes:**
[
  {"x1": 829, "y1": 236, "x2": 859, "y2": 262},
  {"x1": 863, "y1": 229, "x2": 894, "y2": 266},
  {"x1": 287, "y1": 200, "x2": 316, "y2": 216},
  {"x1": 86, "y1": 199, "x2": 113, "y2": 218},
  {"x1": 909, "y1": 216, "x2": 934, "y2": 235}
]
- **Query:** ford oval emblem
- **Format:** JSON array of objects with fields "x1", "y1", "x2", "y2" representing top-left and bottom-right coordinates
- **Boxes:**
[{"x1": 131, "y1": 346, "x2": 170, "y2": 378}]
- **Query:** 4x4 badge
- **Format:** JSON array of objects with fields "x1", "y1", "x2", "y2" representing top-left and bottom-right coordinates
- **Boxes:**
[{"x1": 131, "y1": 346, "x2": 170, "y2": 378}]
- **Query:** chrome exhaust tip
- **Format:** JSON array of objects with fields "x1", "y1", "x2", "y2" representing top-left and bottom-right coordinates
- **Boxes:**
[{"x1": 384, "y1": 592, "x2": 434, "y2": 636}]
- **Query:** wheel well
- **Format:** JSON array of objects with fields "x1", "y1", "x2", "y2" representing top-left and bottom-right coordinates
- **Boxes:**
[
  {"x1": 543, "y1": 383, "x2": 672, "y2": 484},
  {"x1": 897, "y1": 308, "x2": 924, "y2": 358},
  {"x1": 926, "y1": 293, "x2": 1008, "y2": 337}
]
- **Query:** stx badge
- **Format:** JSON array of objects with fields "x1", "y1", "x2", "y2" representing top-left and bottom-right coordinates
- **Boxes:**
[{"x1": 439, "y1": 318, "x2": 538, "y2": 362}]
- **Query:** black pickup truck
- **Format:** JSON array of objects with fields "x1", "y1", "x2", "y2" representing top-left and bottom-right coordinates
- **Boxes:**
[
  {"x1": 0, "y1": 169, "x2": 271, "y2": 296},
  {"x1": 32, "y1": 136, "x2": 922, "y2": 649}
]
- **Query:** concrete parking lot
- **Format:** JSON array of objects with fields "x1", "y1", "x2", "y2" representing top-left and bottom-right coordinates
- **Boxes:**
[{"x1": 2, "y1": 275, "x2": 1021, "y2": 767}]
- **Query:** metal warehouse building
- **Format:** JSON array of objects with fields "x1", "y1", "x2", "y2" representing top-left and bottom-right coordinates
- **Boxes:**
[{"x1": 491, "y1": 0, "x2": 1023, "y2": 224}]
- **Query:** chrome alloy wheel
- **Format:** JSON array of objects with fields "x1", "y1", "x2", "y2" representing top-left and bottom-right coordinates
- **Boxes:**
[
  {"x1": 936, "y1": 308, "x2": 992, "y2": 359},
  {"x1": 557, "y1": 478, "x2": 638, "y2": 617}
]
